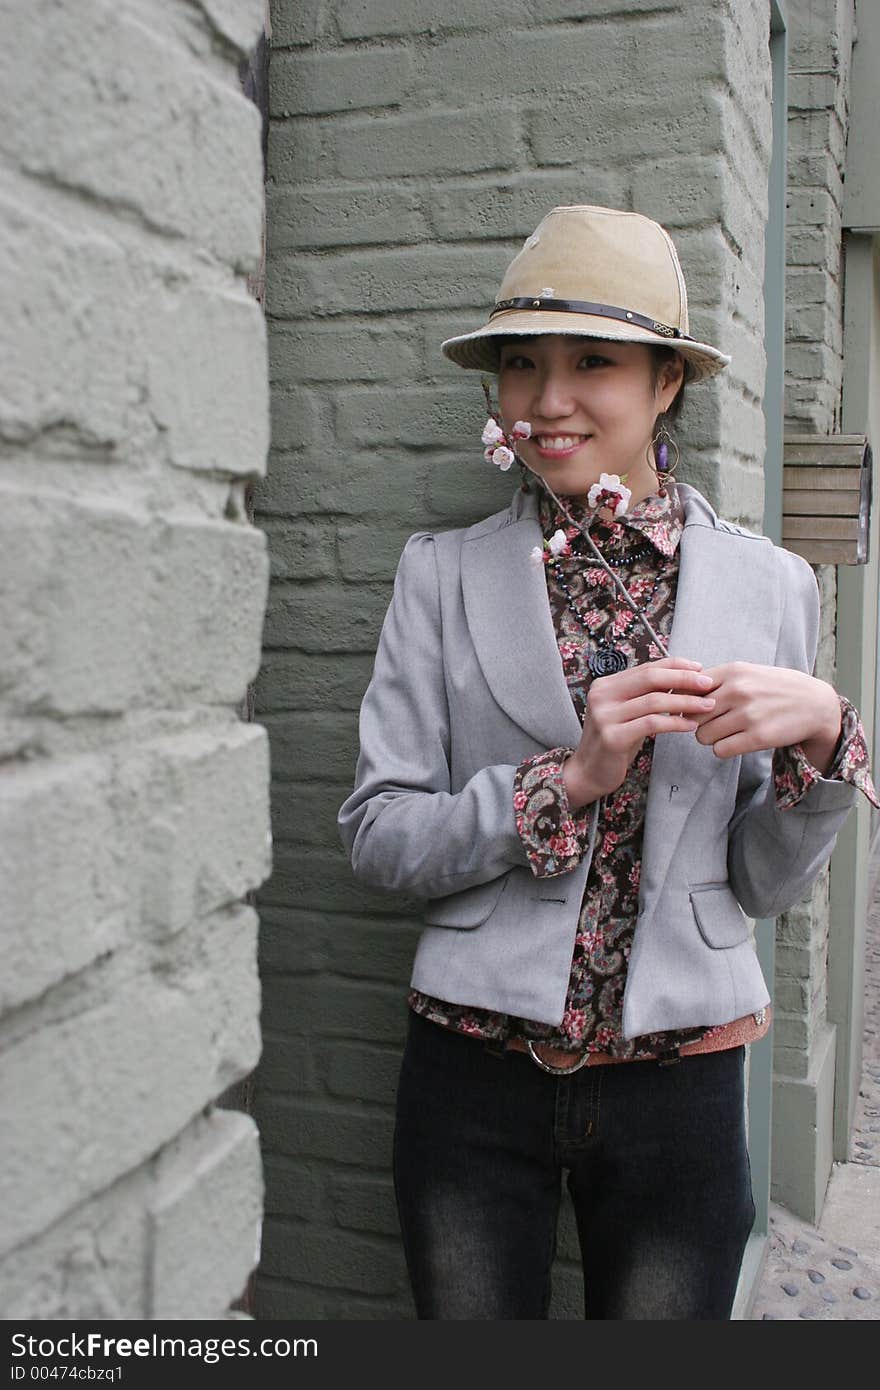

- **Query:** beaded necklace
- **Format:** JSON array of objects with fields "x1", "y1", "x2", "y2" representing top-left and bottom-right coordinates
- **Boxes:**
[
  {"x1": 551, "y1": 542, "x2": 662, "y2": 678},
  {"x1": 584, "y1": 539, "x2": 653, "y2": 568}
]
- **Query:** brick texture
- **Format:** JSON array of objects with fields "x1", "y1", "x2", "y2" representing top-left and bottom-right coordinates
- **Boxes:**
[
  {"x1": 1, "y1": 904, "x2": 261, "y2": 1253},
  {"x1": 773, "y1": 0, "x2": 856, "y2": 1101},
  {"x1": 257, "y1": 0, "x2": 774, "y2": 1319},
  {"x1": 0, "y1": 0, "x2": 270, "y2": 1316}
]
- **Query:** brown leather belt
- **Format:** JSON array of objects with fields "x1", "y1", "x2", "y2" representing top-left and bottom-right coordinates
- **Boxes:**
[
  {"x1": 502, "y1": 1006, "x2": 771, "y2": 1076},
  {"x1": 505, "y1": 1037, "x2": 633, "y2": 1073}
]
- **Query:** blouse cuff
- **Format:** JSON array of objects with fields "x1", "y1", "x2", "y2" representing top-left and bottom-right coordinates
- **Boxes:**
[
  {"x1": 513, "y1": 748, "x2": 593, "y2": 877},
  {"x1": 773, "y1": 694, "x2": 880, "y2": 811}
]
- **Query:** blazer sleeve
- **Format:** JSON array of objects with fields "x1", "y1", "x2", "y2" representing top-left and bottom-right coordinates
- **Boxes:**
[
  {"x1": 337, "y1": 532, "x2": 532, "y2": 898},
  {"x1": 726, "y1": 546, "x2": 858, "y2": 919}
]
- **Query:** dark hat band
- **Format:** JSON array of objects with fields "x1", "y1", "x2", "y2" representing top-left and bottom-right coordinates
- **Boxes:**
[{"x1": 489, "y1": 295, "x2": 695, "y2": 343}]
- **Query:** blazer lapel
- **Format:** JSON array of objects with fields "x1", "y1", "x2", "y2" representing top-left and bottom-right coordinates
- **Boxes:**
[
  {"x1": 461, "y1": 481, "x2": 784, "y2": 896},
  {"x1": 640, "y1": 492, "x2": 783, "y2": 904},
  {"x1": 461, "y1": 495, "x2": 583, "y2": 749}
]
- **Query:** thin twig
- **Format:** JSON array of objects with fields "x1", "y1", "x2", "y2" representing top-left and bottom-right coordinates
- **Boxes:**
[
  {"x1": 523, "y1": 460, "x2": 670, "y2": 657},
  {"x1": 479, "y1": 380, "x2": 670, "y2": 657}
]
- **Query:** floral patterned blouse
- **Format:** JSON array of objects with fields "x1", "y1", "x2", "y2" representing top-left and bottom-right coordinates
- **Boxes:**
[{"x1": 409, "y1": 481, "x2": 879, "y2": 1060}]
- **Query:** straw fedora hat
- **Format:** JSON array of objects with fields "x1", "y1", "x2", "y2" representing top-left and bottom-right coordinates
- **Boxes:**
[{"x1": 441, "y1": 204, "x2": 730, "y2": 383}]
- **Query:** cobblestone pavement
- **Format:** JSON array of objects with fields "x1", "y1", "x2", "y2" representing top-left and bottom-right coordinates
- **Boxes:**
[{"x1": 750, "y1": 868, "x2": 880, "y2": 1319}]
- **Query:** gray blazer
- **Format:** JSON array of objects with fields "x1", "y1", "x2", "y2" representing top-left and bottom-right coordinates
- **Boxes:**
[{"x1": 338, "y1": 482, "x2": 857, "y2": 1039}]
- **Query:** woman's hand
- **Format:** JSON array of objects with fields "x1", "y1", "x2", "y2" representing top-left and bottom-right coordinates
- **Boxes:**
[
  {"x1": 562, "y1": 656, "x2": 718, "y2": 810},
  {"x1": 691, "y1": 662, "x2": 842, "y2": 770}
]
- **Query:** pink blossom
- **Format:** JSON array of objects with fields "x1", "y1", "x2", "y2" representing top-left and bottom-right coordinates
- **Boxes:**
[
  {"x1": 481, "y1": 418, "x2": 505, "y2": 446},
  {"x1": 547, "y1": 528, "x2": 570, "y2": 558},
  {"x1": 492, "y1": 445, "x2": 515, "y2": 470},
  {"x1": 530, "y1": 545, "x2": 545, "y2": 567},
  {"x1": 588, "y1": 472, "x2": 632, "y2": 518},
  {"x1": 511, "y1": 420, "x2": 532, "y2": 440}
]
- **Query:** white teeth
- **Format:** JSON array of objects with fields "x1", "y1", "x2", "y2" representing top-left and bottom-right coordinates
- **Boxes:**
[{"x1": 537, "y1": 435, "x2": 585, "y2": 451}]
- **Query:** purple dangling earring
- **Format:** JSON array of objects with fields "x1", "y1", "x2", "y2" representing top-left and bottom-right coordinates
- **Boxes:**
[{"x1": 648, "y1": 414, "x2": 680, "y2": 495}]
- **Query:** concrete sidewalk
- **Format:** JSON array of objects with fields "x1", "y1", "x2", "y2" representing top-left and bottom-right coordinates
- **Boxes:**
[{"x1": 749, "y1": 868, "x2": 880, "y2": 1319}]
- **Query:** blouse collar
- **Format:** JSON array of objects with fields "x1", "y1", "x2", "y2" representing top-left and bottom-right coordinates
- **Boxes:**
[{"x1": 538, "y1": 480, "x2": 685, "y2": 560}]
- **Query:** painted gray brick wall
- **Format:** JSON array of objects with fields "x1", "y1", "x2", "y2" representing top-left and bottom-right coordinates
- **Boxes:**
[
  {"x1": 766, "y1": 0, "x2": 856, "y2": 1222},
  {"x1": 0, "y1": 0, "x2": 271, "y2": 1317},
  {"x1": 774, "y1": 0, "x2": 854, "y2": 1084},
  {"x1": 258, "y1": 0, "x2": 773, "y2": 1317}
]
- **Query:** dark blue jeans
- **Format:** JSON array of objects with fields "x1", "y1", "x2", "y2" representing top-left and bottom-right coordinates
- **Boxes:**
[{"x1": 393, "y1": 1010, "x2": 755, "y2": 1320}]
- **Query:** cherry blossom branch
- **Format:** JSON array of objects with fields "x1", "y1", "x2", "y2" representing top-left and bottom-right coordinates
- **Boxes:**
[
  {"x1": 522, "y1": 464, "x2": 670, "y2": 657},
  {"x1": 479, "y1": 381, "x2": 669, "y2": 657}
]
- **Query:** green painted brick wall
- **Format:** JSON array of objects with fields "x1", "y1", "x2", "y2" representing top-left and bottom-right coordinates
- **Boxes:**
[
  {"x1": 255, "y1": 0, "x2": 772, "y2": 1318},
  {"x1": 773, "y1": 0, "x2": 855, "y2": 1088}
]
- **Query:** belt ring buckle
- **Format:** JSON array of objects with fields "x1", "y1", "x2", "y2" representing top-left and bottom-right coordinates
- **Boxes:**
[{"x1": 526, "y1": 1040, "x2": 592, "y2": 1075}]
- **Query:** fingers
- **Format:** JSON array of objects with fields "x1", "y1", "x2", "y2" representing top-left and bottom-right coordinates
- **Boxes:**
[
  {"x1": 591, "y1": 662, "x2": 716, "y2": 705},
  {"x1": 701, "y1": 730, "x2": 759, "y2": 759},
  {"x1": 649, "y1": 657, "x2": 704, "y2": 669},
  {"x1": 694, "y1": 708, "x2": 751, "y2": 751},
  {"x1": 611, "y1": 713, "x2": 702, "y2": 742},
  {"x1": 587, "y1": 706, "x2": 696, "y2": 743},
  {"x1": 616, "y1": 690, "x2": 716, "y2": 727},
  {"x1": 628, "y1": 661, "x2": 715, "y2": 694}
]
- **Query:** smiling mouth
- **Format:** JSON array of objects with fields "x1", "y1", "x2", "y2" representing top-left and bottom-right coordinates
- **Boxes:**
[{"x1": 533, "y1": 434, "x2": 592, "y2": 455}]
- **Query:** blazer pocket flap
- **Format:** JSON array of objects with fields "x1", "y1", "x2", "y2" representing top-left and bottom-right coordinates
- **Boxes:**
[
  {"x1": 689, "y1": 883, "x2": 751, "y2": 949},
  {"x1": 423, "y1": 876, "x2": 507, "y2": 929}
]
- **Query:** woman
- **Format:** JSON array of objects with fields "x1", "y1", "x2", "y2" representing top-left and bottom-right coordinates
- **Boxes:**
[{"x1": 337, "y1": 205, "x2": 877, "y2": 1320}]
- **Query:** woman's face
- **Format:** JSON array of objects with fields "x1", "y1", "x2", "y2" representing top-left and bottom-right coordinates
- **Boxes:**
[{"x1": 497, "y1": 335, "x2": 684, "y2": 504}]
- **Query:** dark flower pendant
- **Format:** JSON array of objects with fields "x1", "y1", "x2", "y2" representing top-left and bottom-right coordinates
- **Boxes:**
[{"x1": 588, "y1": 647, "x2": 628, "y2": 678}]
